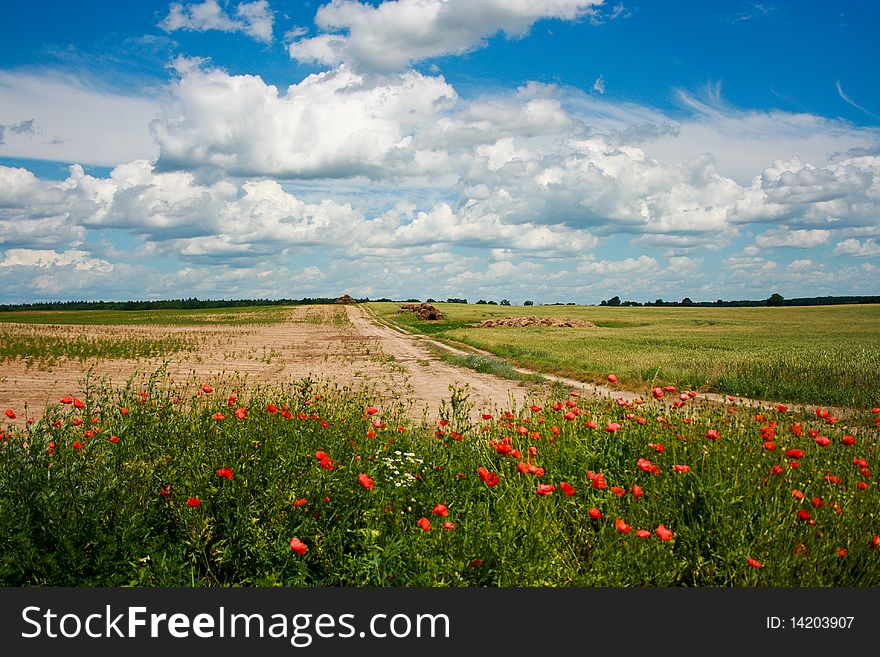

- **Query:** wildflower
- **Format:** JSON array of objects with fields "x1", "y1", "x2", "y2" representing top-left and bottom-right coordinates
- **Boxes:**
[
  {"x1": 234, "y1": 408, "x2": 247, "y2": 420},
  {"x1": 636, "y1": 530, "x2": 651, "y2": 539},
  {"x1": 615, "y1": 519, "x2": 631, "y2": 534},
  {"x1": 705, "y1": 429, "x2": 719, "y2": 440},
  {"x1": 559, "y1": 481, "x2": 576, "y2": 496},
  {"x1": 652, "y1": 387, "x2": 663, "y2": 399},
  {"x1": 611, "y1": 486, "x2": 625, "y2": 497},
  {"x1": 366, "y1": 406, "x2": 379, "y2": 415},
  {"x1": 791, "y1": 489, "x2": 804, "y2": 500},
  {"x1": 837, "y1": 548, "x2": 847, "y2": 558},
  {"x1": 266, "y1": 404, "x2": 278, "y2": 413},
  {"x1": 769, "y1": 465, "x2": 784, "y2": 475},
  {"x1": 216, "y1": 467, "x2": 234, "y2": 480},
  {"x1": 201, "y1": 384, "x2": 213, "y2": 394},
  {"x1": 294, "y1": 499, "x2": 308, "y2": 507},
  {"x1": 109, "y1": 435, "x2": 119, "y2": 443},
  {"x1": 536, "y1": 484, "x2": 555, "y2": 496},
  {"x1": 797, "y1": 510, "x2": 811, "y2": 521},
  {"x1": 606, "y1": 422, "x2": 621, "y2": 433},
  {"x1": 72, "y1": 441, "x2": 83, "y2": 450},
  {"x1": 289, "y1": 537, "x2": 308, "y2": 555},
  {"x1": 587, "y1": 470, "x2": 607, "y2": 490},
  {"x1": 432, "y1": 504, "x2": 449, "y2": 517},
  {"x1": 212, "y1": 412, "x2": 225, "y2": 421},
  {"x1": 748, "y1": 558, "x2": 762, "y2": 569},
  {"x1": 673, "y1": 464, "x2": 691, "y2": 473},
  {"x1": 815, "y1": 436, "x2": 831, "y2": 447},
  {"x1": 648, "y1": 442, "x2": 664, "y2": 453},
  {"x1": 187, "y1": 497, "x2": 201, "y2": 508},
  {"x1": 357, "y1": 473, "x2": 375, "y2": 490},
  {"x1": 872, "y1": 535, "x2": 880, "y2": 549},
  {"x1": 785, "y1": 449, "x2": 804, "y2": 459},
  {"x1": 842, "y1": 435, "x2": 855, "y2": 446},
  {"x1": 481, "y1": 413, "x2": 493, "y2": 420},
  {"x1": 607, "y1": 374, "x2": 618, "y2": 383},
  {"x1": 763, "y1": 441, "x2": 776, "y2": 451},
  {"x1": 60, "y1": 396, "x2": 73, "y2": 404},
  {"x1": 73, "y1": 398, "x2": 85, "y2": 410},
  {"x1": 588, "y1": 507, "x2": 602, "y2": 520},
  {"x1": 655, "y1": 524, "x2": 673, "y2": 540},
  {"x1": 442, "y1": 522, "x2": 456, "y2": 530},
  {"x1": 4, "y1": 409, "x2": 15, "y2": 419},
  {"x1": 631, "y1": 485, "x2": 643, "y2": 499}
]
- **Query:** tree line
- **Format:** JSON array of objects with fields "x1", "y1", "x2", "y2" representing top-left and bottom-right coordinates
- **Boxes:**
[{"x1": 599, "y1": 294, "x2": 880, "y2": 307}]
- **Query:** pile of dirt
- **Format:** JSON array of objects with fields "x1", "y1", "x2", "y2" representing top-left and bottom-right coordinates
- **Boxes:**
[
  {"x1": 477, "y1": 316, "x2": 596, "y2": 328},
  {"x1": 400, "y1": 302, "x2": 444, "y2": 320},
  {"x1": 335, "y1": 295, "x2": 357, "y2": 305}
]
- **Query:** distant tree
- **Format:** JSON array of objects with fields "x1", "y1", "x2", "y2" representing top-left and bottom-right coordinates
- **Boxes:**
[
  {"x1": 767, "y1": 293, "x2": 784, "y2": 307},
  {"x1": 606, "y1": 296, "x2": 621, "y2": 307},
  {"x1": 500, "y1": 299, "x2": 511, "y2": 306},
  {"x1": 446, "y1": 298, "x2": 468, "y2": 304},
  {"x1": 405, "y1": 298, "x2": 421, "y2": 303},
  {"x1": 654, "y1": 298, "x2": 664, "y2": 306},
  {"x1": 487, "y1": 300, "x2": 497, "y2": 305},
  {"x1": 523, "y1": 300, "x2": 534, "y2": 306},
  {"x1": 476, "y1": 299, "x2": 487, "y2": 304},
  {"x1": 715, "y1": 299, "x2": 724, "y2": 306},
  {"x1": 681, "y1": 297, "x2": 694, "y2": 307},
  {"x1": 426, "y1": 298, "x2": 436, "y2": 303}
]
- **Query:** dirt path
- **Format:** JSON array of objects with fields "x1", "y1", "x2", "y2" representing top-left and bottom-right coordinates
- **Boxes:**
[{"x1": 0, "y1": 305, "x2": 542, "y2": 424}]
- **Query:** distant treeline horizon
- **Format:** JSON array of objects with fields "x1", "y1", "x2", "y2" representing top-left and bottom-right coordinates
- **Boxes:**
[{"x1": 0, "y1": 293, "x2": 878, "y2": 313}]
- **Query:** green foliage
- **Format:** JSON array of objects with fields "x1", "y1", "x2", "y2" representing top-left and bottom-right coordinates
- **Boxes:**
[{"x1": 1, "y1": 373, "x2": 878, "y2": 586}]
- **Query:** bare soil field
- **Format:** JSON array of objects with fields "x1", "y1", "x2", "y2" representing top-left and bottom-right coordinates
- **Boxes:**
[{"x1": 0, "y1": 305, "x2": 539, "y2": 422}]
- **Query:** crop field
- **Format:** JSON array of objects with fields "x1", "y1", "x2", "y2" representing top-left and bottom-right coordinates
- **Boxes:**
[
  {"x1": 1, "y1": 303, "x2": 878, "y2": 587},
  {"x1": 371, "y1": 302, "x2": 880, "y2": 409}
]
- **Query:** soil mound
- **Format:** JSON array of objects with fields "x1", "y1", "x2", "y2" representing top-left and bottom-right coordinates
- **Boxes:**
[
  {"x1": 477, "y1": 316, "x2": 596, "y2": 328},
  {"x1": 400, "y1": 303, "x2": 444, "y2": 320},
  {"x1": 335, "y1": 295, "x2": 357, "y2": 305}
]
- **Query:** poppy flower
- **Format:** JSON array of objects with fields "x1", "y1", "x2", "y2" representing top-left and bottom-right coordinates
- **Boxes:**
[
  {"x1": 672, "y1": 465, "x2": 690, "y2": 474},
  {"x1": 442, "y1": 522, "x2": 456, "y2": 530},
  {"x1": 417, "y1": 517, "x2": 431, "y2": 531},
  {"x1": 815, "y1": 436, "x2": 830, "y2": 447},
  {"x1": 605, "y1": 422, "x2": 621, "y2": 433},
  {"x1": 785, "y1": 449, "x2": 804, "y2": 459},
  {"x1": 615, "y1": 519, "x2": 631, "y2": 534},
  {"x1": 536, "y1": 484, "x2": 555, "y2": 496},
  {"x1": 705, "y1": 429, "x2": 719, "y2": 440},
  {"x1": 187, "y1": 497, "x2": 201, "y2": 508},
  {"x1": 432, "y1": 504, "x2": 449, "y2": 517},
  {"x1": 763, "y1": 441, "x2": 777, "y2": 451},
  {"x1": 837, "y1": 548, "x2": 847, "y2": 558},
  {"x1": 109, "y1": 435, "x2": 119, "y2": 443},
  {"x1": 631, "y1": 485, "x2": 643, "y2": 499},
  {"x1": 872, "y1": 535, "x2": 880, "y2": 549},
  {"x1": 637, "y1": 458, "x2": 659, "y2": 474},
  {"x1": 776, "y1": 404, "x2": 788, "y2": 412},
  {"x1": 4, "y1": 409, "x2": 15, "y2": 419},
  {"x1": 357, "y1": 474, "x2": 374, "y2": 490},
  {"x1": 655, "y1": 524, "x2": 673, "y2": 540},
  {"x1": 234, "y1": 408, "x2": 247, "y2": 420},
  {"x1": 797, "y1": 510, "x2": 811, "y2": 521},
  {"x1": 636, "y1": 530, "x2": 651, "y2": 539},
  {"x1": 216, "y1": 467, "x2": 234, "y2": 480},
  {"x1": 201, "y1": 384, "x2": 213, "y2": 394},
  {"x1": 842, "y1": 435, "x2": 855, "y2": 446},
  {"x1": 212, "y1": 412, "x2": 224, "y2": 421},
  {"x1": 611, "y1": 486, "x2": 625, "y2": 497},
  {"x1": 60, "y1": 396, "x2": 73, "y2": 404},
  {"x1": 366, "y1": 406, "x2": 379, "y2": 415},
  {"x1": 289, "y1": 537, "x2": 308, "y2": 555},
  {"x1": 811, "y1": 496, "x2": 824, "y2": 507},
  {"x1": 481, "y1": 413, "x2": 493, "y2": 420},
  {"x1": 824, "y1": 474, "x2": 841, "y2": 484},
  {"x1": 747, "y1": 558, "x2": 762, "y2": 569},
  {"x1": 559, "y1": 481, "x2": 575, "y2": 496},
  {"x1": 769, "y1": 465, "x2": 784, "y2": 475},
  {"x1": 651, "y1": 387, "x2": 663, "y2": 399},
  {"x1": 588, "y1": 507, "x2": 602, "y2": 520},
  {"x1": 791, "y1": 489, "x2": 804, "y2": 500},
  {"x1": 73, "y1": 398, "x2": 86, "y2": 410},
  {"x1": 266, "y1": 404, "x2": 278, "y2": 413},
  {"x1": 227, "y1": 396, "x2": 236, "y2": 407},
  {"x1": 607, "y1": 374, "x2": 618, "y2": 383},
  {"x1": 858, "y1": 481, "x2": 868, "y2": 490},
  {"x1": 72, "y1": 441, "x2": 83, "y2": 450},
  {"x1": 294, "y1": 498, "x2": 308, "y2": 507},
  {"x1": 663, "y1": 386, "x2": 676, "y2": 393},
  {"x1": 587, "y1": 471, "x2": 607, "y2": 490}
]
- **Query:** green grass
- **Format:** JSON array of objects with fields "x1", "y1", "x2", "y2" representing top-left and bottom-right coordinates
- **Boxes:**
[
  {"x1": 0, "y1": 305, "x2": 294, "y2": 326},
  {"x1": 1, "y1": 373, "x2": 878, "y2": 586},
  {"x1": 370, "y1": 302, "x2": 880, "y2": 408},
  {"x1": 429, "y1": 347, "x2": 545, "y2": 384}
]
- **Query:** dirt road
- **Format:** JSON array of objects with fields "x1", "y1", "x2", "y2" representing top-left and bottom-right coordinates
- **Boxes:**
[{"x1": 0, "y1": 305, "x2": 542, "y2": 423}]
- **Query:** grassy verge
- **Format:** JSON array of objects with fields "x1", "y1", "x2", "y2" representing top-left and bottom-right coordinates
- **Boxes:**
[{"x1": 1, "y1": 372, "x2": 878, "y2": 586}]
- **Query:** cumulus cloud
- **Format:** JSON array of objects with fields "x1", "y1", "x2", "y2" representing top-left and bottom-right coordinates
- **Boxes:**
[
  {"x1": 754, "y1": 227, "x2": 831, "y2": 249},
  {"x1": 288, "y1": 0, "x2": 602, "y2": 71},
  {"x1": 159, "y1": 0, "x2": 274, "y2": 43},
  {"x1": 833, "y1": 238, "x2": 880, "y2": 257}
]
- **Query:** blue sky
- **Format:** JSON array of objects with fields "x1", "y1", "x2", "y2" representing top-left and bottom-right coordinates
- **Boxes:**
[{"x1": 1, "y1": 0, "x2": 878, "y2": 304}]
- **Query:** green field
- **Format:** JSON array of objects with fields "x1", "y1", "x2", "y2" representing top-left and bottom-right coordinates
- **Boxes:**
[
  {"x1": 370, "y1": 302, "x2": 880, "y2": 409},
  {"x1": 0, "y1": 305, "x2": 293, "y2": 326}
]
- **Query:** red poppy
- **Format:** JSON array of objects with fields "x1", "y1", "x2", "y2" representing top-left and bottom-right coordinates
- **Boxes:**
[
  {"x1": 837, "y1": 548, "x2": 847, "y2": 558},
  {"x1": 588, "y1": 507, "x2": 602, "y2": 520},
  {"x1": 631, "y1": 485, "x2": 643, "y2": 499},
  {"x1": 587, "y1": 471, "x2": 607, "y2": 490},
  {"x1": 417, "y1": 517, "x2": 431, "y2": 531},
  {"x1": 212, "y1": 412, "x2": 224, "y2": 421},
  {"x1": 763, "y1": 441, "x2": 777, "y2": 451},
  {"x1": 443, "y1": 521, "x2": 456, "y2": 530},
  {"x1": 637, "y1": 458, "x2": 659, "y2": 474},
  {"x1": 791, "y1": 489, "x2": 804, "y2": 500},
  {"x1": 606, "y1": 422, "x2": 621, "y2": 433},
  {"x1": 289, "y1": 537, "x2": 308, "y2": 555},
  {"x1": 4, "y1": 409, "x2": 15, "y2": 419},
  {"x1": 615, "y1": 519, "x2": 631, "y2": 534},
  {"x1": 797, "y1": 510, "x2": 811, "y2": 521},
  {"x1": 432, "y1": 504, "x2": 449, "y2": 516},
  {"x1": 655, "y1": 524, "x2": 673, "y2": 540},
  {"x1": 811, "y1": 496, "x2": 824, "y2": 508},
  {"x1": 705, "y1": 429, "x2": 719, "y2": 440},
  {"x1": 227, "y1": 395, "x2": 236, "y2": 407},
  {"x1": 234, "y1": 408, "x2": 247, "y2": 420},
  {"x1": 673, "y1": 464, "x2": 691, "y2": 473},
  {"x1": 481, "y1": 413, "x2": 493, "y2": 420},
  {"x1": 872, "y1": 535, "x2": 880, "y2": 548},
  {"x1": 747, "y1": 558, "x2": 762, "y2": 569},
  {"x1": 109, "y1": 435, "x2": 119, "y2": 443},
  {"x1": 824, "y1": 474, "x2": 841, "y2": 484},
  {"x1": 201, "y1": 384, "x2": 213, "y2": 394},
  {"x1": 648, "y1": 442, "x2": 664, "y2": 453},
  {"x1": 559, "y1": 481, "x2": 575, "y2": 496},
  {"x1": 536, "y1": 484, "x2": 555, "y2": 496},
  {"x1": 611, "y1": 486, "x2": 625, "y2": 497},
  {"x1": 776, "y1": 404, "x2": 788, "y2": 412},
  {"x1": 72, "y1": 441, "x2": 84, "y2": 450},
  {"x1": 652, "y1": 387, "x2": 663, "y2": 399},
  {"x1": 769, "y1": 465, "x2": 784, "y2": 475},
  {"x1": 858, "y1": 481, "x2": 868, "y2": 490},
  {"x1": 663, "y1": 386, "x2": 676, "y2": 393},
  {"x1": 842, "y1": 435, "x2": 855, "y2": 446},
  {"x1": 216, "y1": 467, "x2": 234, "y2": 480},
  {"x1": 366, "y1": 406, "x2": 379, "y2": 415},
  {"x1": 73, "y1": 398, "x2": 85, "y2": 410},
  {"x1": 785, "y1": 449, "x2": 804, "y2": 459},
  {"x1": 187, "y1": 497, "x2": 201, "y2": 508},
  {"x1": 357, "y1": 473, "x2": 374, "y2": 490},
  {"x1": 60, "y1": 395, "x2": 73, "y2": 404},
  {"x1": 294, "y1": 498, "x2": 308, "y2": 507},
  {"x1": 607, "y1": 374, "x2": 618, "y2": 383},
  {"x1": 266, "y1": 404, "x2": 278, "y2": 413},
  {"x1": 815, "y1": 436, "x2": 831, "y2": 447}
]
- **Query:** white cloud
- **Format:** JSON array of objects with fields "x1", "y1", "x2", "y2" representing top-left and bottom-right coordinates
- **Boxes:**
[
  {"x1": 833, "y1": 238, "x2": 880, "y2": 258},
  {"x1": 289, "y1": 0, "x2": 602, "y2": 71},
  {"x1": 754, "y1": 227, "x2": 831, "y2": 249},
  {"x1": 591, "y1": 75, "x2": 605, "y2": 94},
  {"x1": 0, "y1": 71, "x2": 159, "y2": 166},
  {"x1": 160, "y1": 0, "x2": 274, "y2": 43},
  {"x1": 0, "y1": 248, "x2": 112, "y2": 273}
]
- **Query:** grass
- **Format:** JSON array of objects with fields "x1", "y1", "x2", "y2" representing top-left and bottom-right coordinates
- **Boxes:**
[
  {"x1": 0, "y1": 305, "x2": 294, "y2": 326},
  {"x1": 1, "y1": 372, "x2": 878, "y2": 586},
  {"x1": 427, "y1": 347, "x2": 545, "y2": 384},
  {"x1": 370, "y1": 302, "x2": 880, "y2": 408}
]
